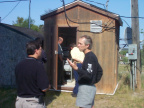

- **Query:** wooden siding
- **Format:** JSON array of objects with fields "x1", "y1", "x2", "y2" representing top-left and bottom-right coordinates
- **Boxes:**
[{"x1": 43, "y1": 2, "x2": 121, "y2": 94}]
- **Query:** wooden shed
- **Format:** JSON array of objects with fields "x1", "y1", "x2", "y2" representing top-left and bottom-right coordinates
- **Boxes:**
[
  {"x1": 0, "y1": 23, "x2": 43, "y2": 87},
  {"x1": 41, "y1": 0, "x2": 123, "y2": 94}
]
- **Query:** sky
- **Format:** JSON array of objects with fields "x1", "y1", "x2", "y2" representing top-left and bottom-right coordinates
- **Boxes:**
[{"x1": 0, "y1": 0, "x2": 144, "y2": 48}]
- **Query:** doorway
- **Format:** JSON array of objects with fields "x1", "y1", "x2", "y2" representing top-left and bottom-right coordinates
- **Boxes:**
[{"x1": 58, "y1": 27, "x2": 77, "y2": 89}]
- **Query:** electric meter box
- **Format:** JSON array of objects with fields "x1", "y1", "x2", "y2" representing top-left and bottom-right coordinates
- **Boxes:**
[{"x1": 128, "y1": 44, "x2": 137, "y2": 60}]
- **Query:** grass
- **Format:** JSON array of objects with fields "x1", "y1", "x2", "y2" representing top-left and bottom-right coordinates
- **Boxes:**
[
  {"x1": 0, "y1": 88, "x2": 16, "y2": 108},
  {"x1": 0, "y1": 64, "x2": 144, "y2": 108}
]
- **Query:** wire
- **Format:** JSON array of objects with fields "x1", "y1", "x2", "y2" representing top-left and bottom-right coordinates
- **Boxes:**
[
  {"x1": 120, "y1": 16, "x2": 144, "y2": 19},
  {"x1": 0, "y1": 0, "x2": 28, "y2": 3},
  {"x1": 61, "y1": 0, "x2": 116, "y2": 34},
  {"x1": 62, "y1": 0, "x2": 107, "y2": 27},
  {"x1": 121, "y1": 19, "x2": 130, "y2": 27},
  {"x1": 61, "y1": 0, "x2": 143, "y2": 35},
  {"x1": 1, "y1": 1, "x2": 21, "y2": 21},
  {"x1": 119, "y1": 38, "x2": 132, "y2": 40},
  {"x1": 84, "y1": 0, "x2": 106, "y2": 9},
  {"x1": 62, "y1": 0, "x2": 71, "y2": 27}
]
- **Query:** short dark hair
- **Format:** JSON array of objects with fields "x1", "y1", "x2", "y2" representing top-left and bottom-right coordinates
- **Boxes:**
[
  {"x1": 26, "y1": 40, "x2": 41, "y2": 55},
  {"x1": 35, "y1": 37, "x2": 44, "y2": 48},
  {"x1": 80, "y1": 35, "x2": 93, "y2": 50},
  {"x1": 69, "y1": 43, "x2": 76, "y2": 48}
]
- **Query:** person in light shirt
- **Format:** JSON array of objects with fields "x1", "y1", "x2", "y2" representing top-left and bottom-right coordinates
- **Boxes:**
[{"x1": 70, "y1": 43, "x2": 85, "y2": 97}]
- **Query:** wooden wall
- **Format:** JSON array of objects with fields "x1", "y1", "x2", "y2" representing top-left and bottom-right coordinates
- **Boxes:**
[{"x1": 44, "y1": 5, "x2": 120, "y2": 94}]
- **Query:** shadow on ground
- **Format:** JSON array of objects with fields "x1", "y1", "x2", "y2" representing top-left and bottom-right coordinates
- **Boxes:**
[{"x1": 44, "y1": 90, "x2": 61, "y2": 106}]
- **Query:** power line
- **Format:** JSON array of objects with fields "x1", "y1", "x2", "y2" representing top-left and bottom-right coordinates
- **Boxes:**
[
  {"x1": 1, "y1": 1, "x2": 21, "y2": 21},
  {"x1": 61, "y1": 0, "x2": 116, "y2": 33},
  {"x1": 0, "y1": 0, "x2": 28, "y2": 3},
  {"x1": 67, "y1": 0, "x2": 116, "y2": 33},
  {"x1": 84, "y1": 0, "x2": 106, "y2": 9},
  {"x1": 120, "y1": 16, "x2": 144, "y2": 19},
  {"x1": 121, "y1": 19, "x2": 130, "y2": 27},
  {"x1": 61, "y1": 0, "x2": 143, "y2": 35}
]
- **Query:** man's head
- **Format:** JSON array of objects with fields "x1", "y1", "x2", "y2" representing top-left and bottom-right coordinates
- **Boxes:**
[
  {"x1": 69, "y1": 43, "x2": 76, "y2": 50},
  {"x1": 26, "y1": 40, "x2": 42, "y2": 59},
  {"x1": 58, "y1": 37, "x2": 63, "y2": 44},
  {"x1": 77, "y1": 35, "x2": 92, "y2": 52}
]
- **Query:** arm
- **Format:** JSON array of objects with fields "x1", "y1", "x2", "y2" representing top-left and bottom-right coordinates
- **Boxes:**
[
  {"x1": 76, "y1": 56, "x2": 99, "y2": 81},
  {"x1": 67, "y1": 58, "x2": 78, "y2": 70},
  {"x1": 37, "y1": 64, "x2": 49, "y2": 92},
  {"x1": 58, "y1": 44, "x2": 63, "y2": 61},
  {"x1": 42, "y1": 85, "x2": 51, "y2": 92},
  {"x1": 58, "y1": 54, "x2": 63, "y2": 61}
]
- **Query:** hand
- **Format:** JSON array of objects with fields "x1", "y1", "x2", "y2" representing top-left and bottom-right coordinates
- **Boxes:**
[
  {"x1": 73, "y1": 58, "x2": 83, "y2": 64},
  {"x1": 42, "y1": 84, "x2": 51, "y2": 92},
  {"x1": 67, "y1": 58, "x2": 78, "y2": 70}
]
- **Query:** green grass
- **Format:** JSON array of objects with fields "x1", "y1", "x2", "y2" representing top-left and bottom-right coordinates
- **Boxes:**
[
  {"x1": 0, "y1": 64, "x2": 144, "y2": 108},
  {"x1": 0, "y1": 88, "x2": 16, "y2": 108}
]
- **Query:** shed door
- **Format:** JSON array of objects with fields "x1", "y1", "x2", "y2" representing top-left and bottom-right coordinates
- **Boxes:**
[{"x1": 51, "y1": 25, "x2": 58, "y2": 90}]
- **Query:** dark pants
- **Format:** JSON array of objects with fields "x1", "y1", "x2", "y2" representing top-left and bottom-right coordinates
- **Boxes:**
[
  {"x1": 73, "y1": 63, "x2": 82, "y2": 94},
  {"x1": 58, "y1": 58, "x2": 64, "y2": 85}
]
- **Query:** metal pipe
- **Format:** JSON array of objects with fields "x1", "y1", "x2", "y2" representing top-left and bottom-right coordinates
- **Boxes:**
[
  {"x1": 132, "y1": 61, "x2": 135, "y2": 91},
  {"x1": 130, "y1": 60, "x2": 132, "y2": 89},
  {"x1": 28, "y1": 0, "x2": 31, "y2": 29},
  {"x1": 134, "y1": 61, "x2": 137, "y2": 85}
]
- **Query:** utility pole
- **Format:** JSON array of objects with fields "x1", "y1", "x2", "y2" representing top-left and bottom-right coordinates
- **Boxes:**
[
  {"x1": 28, "y1": 0, "x2": 31, "y2": 29},
  {"x1": 131, "y1": 0, "x2": 141, "y2": 90}
]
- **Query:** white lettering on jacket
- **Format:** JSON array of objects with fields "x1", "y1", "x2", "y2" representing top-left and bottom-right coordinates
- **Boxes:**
[{"x1": 87, "y1": 63, "x2": 93, "y2": 73}]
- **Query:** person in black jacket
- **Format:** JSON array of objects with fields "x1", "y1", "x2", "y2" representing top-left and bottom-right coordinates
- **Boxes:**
[
  {"x1": 15, "y1": 40, "x2": 50, "y2": 108},
  {"x1": 67, "y1": 35, "x2": 103, "y2": 108}
]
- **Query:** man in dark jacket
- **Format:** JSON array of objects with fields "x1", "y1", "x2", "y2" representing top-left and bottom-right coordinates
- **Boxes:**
[
  {"x1": 15, "y1": 40, "x2": 50, "y2": 108},
  {"x1": 67, "y1": 35, "x2": 103, "y2": 108}
]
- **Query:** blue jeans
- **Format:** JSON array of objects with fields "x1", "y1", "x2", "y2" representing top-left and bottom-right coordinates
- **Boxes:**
[{"x1": 73, "y1": 63, "x2": 82, "y2": 94}]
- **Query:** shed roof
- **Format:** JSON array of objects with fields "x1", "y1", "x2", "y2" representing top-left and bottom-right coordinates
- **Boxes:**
[
  {"x1": 41, "y1": 0, "x2": 123, "y2": 26},
  {"x1": 0, "y1": 23, "x2": 43, "y2": 39}
]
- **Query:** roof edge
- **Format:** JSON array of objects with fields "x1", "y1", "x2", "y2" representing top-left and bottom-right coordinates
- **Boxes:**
[
  {"x1": 40, "y1": 0, "x2": 123, "y2": 26},
  {"x1": 0, "y1": 23, "x2": 35, "y2": 39}
]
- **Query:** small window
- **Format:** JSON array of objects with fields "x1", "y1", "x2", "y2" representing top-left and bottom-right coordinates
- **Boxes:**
[{"x1": 90, "y1": 20, "x2": 102, "y2": 33}]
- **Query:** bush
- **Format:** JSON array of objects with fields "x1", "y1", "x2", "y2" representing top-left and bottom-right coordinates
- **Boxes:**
[{"x1": 122, "y1": 57, "x2": 128, "y2": 63}]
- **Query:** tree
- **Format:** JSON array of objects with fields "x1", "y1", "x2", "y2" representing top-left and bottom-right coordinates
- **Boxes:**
[
  {"x1": 44, "y1": 9, "x2": 52, "y2": 14},
  {"x1": 119, "y1": 50, "x2": 128, "y2": 55},
  {"x1": 12, "y1": 17, "x2": 43, "y2": 32},
  {"x1": 122, "y1": 57, "x2": 128, "y2": 63}
]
